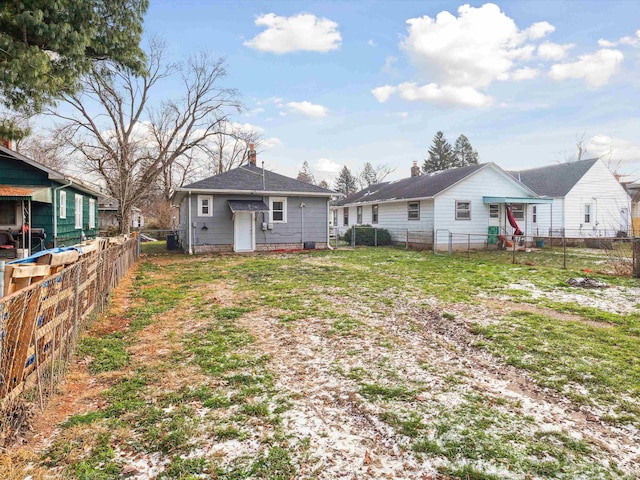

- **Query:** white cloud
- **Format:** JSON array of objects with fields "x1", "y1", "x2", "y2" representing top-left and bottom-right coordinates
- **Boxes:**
[
  {"x1": 286, "y1": 101, "x2": 328, "y2": 118},
  {"x1": 382, "y1": 55, "x2": 398, "y2": 75},
  {"x1": 537, "y1": 41, "x2": 574, "y2": 60},
  {"x1": 315, "y1": 158, "x2": 341, "y2": 175},
  {"x1": 549, "y1": 48, "x2": 624, "y2": 87},
  {"x1": 244, "y1": 13, "x2": 341, "y2": 54},
  {"x1": 598, "y1": 30, "x2": 640, "y2": 48},
  {"x1": 375, "y1": 3, "x2": 554, "y2": 108},
  {"x1": 368, "y1": 39, "x2": 377, "y2": 47},
  {"x1": 587, "y1": 135, "x2": 640, "y2": 164},
  {"x1": 397, "y1": 82, "x2": 493, "y2": 107},
  {"x1": 371, "y1": 85, "x2": 397, "y2": 103},
  {"x1": 262, "y1": 137, "x2": 282, "y2": 149},
  {"x1": 388, "y1": 112, "x2": 409, "y2": 118}
]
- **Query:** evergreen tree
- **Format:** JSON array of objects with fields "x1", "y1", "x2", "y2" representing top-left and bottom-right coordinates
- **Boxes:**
[
  {"x1": 334, "y1": 166, "x2": 357, "y2": 196},
  {"x1": 296, "y1": 160, "x2": 315, "y2": 184},
  {"x1": 453, "y1": 134, "x2": 479, "y2": 167},
  {"x1": 0, "y1": 0, "x2": 148, "y2": 113},
  {"x1": 423, "y1": 131, "x2": 454, "y2": 173},
  {"x1": 359, "y1": 162, "x2": 378, "y2": 188}
]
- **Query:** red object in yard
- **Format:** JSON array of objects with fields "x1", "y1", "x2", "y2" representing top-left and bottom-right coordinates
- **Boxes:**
[
  {"x1": 506, "y1": 206, "x2": 524, "y2": 236},
  {"x1": 497, "y1": 235, "x2": 513, "y2": 248}
]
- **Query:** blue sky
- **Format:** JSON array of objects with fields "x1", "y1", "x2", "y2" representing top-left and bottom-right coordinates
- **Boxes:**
[{"x1": 143, "y1": 1, "x2": 640, "y2": 183}]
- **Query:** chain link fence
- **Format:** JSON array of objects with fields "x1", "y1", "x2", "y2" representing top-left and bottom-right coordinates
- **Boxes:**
[{"x1": 0, "y1": 238, "x2": 138, "y2": 444}]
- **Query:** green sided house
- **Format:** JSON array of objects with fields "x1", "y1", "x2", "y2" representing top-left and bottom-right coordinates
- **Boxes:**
[{"x1": 0, "y1": 145, "x2": 101, "y2": 256}]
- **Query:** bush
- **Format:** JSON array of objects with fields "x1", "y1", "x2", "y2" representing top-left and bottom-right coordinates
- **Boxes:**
[{"x1": 343, "y1": 225, "x2": 392, "y2": 246}]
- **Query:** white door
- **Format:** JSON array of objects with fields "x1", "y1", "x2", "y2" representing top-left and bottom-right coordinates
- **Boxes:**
[
  {"x1": 234, "y1": 212, "x2": 254, "y2": 252},
  {"x1": 620, "y1": 207, "x2": 630, "y2": 234}
]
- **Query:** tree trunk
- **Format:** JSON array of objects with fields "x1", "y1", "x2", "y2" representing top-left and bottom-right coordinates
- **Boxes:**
[{"x1": 633, "y1": 237, "x2": 640, "y2": 278}]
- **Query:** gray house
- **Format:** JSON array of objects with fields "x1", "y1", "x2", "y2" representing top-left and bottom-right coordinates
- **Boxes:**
[{"x1": 171, "y1": 149, "x2": 335, "y2": 253}]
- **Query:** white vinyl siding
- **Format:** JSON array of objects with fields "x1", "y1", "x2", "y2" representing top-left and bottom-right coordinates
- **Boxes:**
[
  {"x1": 74, "y1": 194, "x2": 83, "y2": 229},
  {"x1": 59, "y1": 190, "x2": 67, "y2": 219},
  {"x1": 89, "y1": 198, "x2": 96, "y2": 229}
]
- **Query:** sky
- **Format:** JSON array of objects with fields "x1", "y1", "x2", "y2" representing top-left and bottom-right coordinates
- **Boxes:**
[{"x1": 141, "y1": 0, "x2": 640, "y2": 184}]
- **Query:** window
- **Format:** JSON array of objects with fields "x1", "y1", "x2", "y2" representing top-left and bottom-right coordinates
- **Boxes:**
[
  {"x1": 0, "y1": 201, "x2": 17, "y2": 225},
  {"x1": 511, "y1": 203, "x2": 524, "y2": 220},
  {"x1": 408, "y1": 201, "x2": 420, "y2": 220},
  {"x1": 332, "y1": 209, "x2": 338, "y2": 226},
  {"x1": 456, "y1": 201, "x2": 471, "y2": 220},
  {"x1": 356, "y1": 206, "x2": 363, "y2": 224},
  {"x1": 489, "y1": 204, "x2": 499, "y2": 218},
  {"x1": 532, "y1": 205, "x2": 537, "y2": 224},
  {"x1": 59, "y1": 190, "x2": 67, "y2": 219},
  {"x1": 89, "y1": 198, "x2": 96, "y2": 229},
  {"x1": 270, "y1": 197, "x2": 287, "y2": 223},
  {"x1": 372, "y1": 204, "x2": 378, "y2": 224},
  {"x1": 75, "y1": 194, "x2": 83, "y2": 229},
  {"x1": 584, "y1": 204, "x2": 591, "y2": 223},
  {"x1": 343, "y1": 207, "x2": 349, "y2": 226},
  {"x1": 198, "y1": 195, "x2": 213, "y2": 217}
]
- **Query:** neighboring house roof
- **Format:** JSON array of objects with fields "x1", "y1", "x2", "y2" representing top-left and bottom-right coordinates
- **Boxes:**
[
  {"x1": 509, "y1": 158, "x2": 599, "y2": 197},
  {"x1": 335, "y1": 163, "x2": 491, "y2": 206},
  {"x1": 98, "y1": 196, "x2": 141, "y2": 213},
  {"x1": 172, "y1": 164, "x2": 335, "y2": 203},
  {"x1": 0, "y1": 144, "x2": 103, "y2": 197}
]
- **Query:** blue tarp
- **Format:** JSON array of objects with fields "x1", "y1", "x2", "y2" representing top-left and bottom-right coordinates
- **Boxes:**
[{"x1": 6, "y1": 246, "x2": 84, "y2": 265}]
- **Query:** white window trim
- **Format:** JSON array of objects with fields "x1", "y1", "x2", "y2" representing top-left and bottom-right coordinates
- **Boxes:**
[
  {"x1": 532, "y1": 205, "x2": 537, "y2": 224},
  {"x1": 511, "y1": 203, "x2": 525, "y2": 221},
  {"x1": 270, "y1": 196, "x2": 287, "y2": 223},
  {"x1": 89, "y1": 198, "x2": 96, "y2": 229},
  {"x1": 489, "y1": 204, "x2": 499, "y2": 218},
  {"x1": 59, "y1": 190, "x2": 67, "y2": 219},
  {"x1": 343, "y1": 207, "x2": 349, "y2": 226},
  {"x1": 455, "y1": 200, "x2": 471, "y2": 220},
  {"x1": 75, "y1": 194, "x2": 83, "y2": 229},
  {"x1": 198, "y1": 195, "x2": 213, "y2": 217},
  {"x1": 408, "y1": 201, "x2": 420, "y2": 220},
  {"x1": 372, "y1": 204, "x2": 378, "y2": 224},
  {"x1": 584, "y1": 204, "x2": 591, "y2": 224},
  {"x1": 356, "y1": 206, "x2": 363, "y2": 225}
]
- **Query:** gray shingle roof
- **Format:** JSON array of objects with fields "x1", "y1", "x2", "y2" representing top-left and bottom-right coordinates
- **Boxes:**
[
  {"x1": 334, "y1": 163, "x2": 487, "y2": 206},
  {"x1": 509, "y1": 158, "x2": 599, "y2": 197},
  {"x1": 181, "y1": 164, "x2": 335, "y2": 195}
]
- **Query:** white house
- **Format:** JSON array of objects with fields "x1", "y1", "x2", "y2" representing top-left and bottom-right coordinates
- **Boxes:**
[
  {"x1": 333, "y1": 162, "x2": 551, "y2": 251},
  {"x1": 512, "y1": 158, "x2": 632, "y2": 238}
]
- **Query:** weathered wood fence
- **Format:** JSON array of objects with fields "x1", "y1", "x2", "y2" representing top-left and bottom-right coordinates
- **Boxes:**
[{"x1": 0, "y1": 238, "x2": 138, "y2": 440}]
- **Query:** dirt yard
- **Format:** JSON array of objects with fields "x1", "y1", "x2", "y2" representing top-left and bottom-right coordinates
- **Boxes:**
[{"x1": 2, "y1": 248, "x2": 639, "y2": 479}]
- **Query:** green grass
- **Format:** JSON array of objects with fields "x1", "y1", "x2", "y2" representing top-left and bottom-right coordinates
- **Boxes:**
[{"x1": 76, "y1": 334, "x2": 129, "y2": 373}]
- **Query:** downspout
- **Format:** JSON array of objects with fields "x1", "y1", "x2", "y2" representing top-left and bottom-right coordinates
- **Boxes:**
[
  {"x1": 188, "y1": 192, "x2": 193, "y2": 255},
  {"x1": 326, "y1": 200, "x2": 333, "y2": 250},
  {"x1": 53, "y1": 179, "x2": 73, "y2": 247}
]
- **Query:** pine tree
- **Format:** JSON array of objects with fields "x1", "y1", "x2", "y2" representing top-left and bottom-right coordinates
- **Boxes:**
[
  {"x1": 423, "y1": 131, "x2": 454, "y2": 173},
  {"x1": 453, "y1": 134, "x2": 479, "y2": 167},
  {"x1": 296, "y1": 160, "x2": 315, "y2": 184},
  {"x1": 359, "y1": 162, "x2": 378, "y2": 188},
  {"x1": 334, "y1": 166, "x2": 357, "y2": 196}
]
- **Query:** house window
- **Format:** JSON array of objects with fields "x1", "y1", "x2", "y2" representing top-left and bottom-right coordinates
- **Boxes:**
[
  {"x1": 0, "y1": 201, "x2": 17, "y2": 225},
  {"x1": 59, "y1": 190, "x2": 67, "y2": 219},
  {"x1": 584, "y1": 204, "x2": 591, "y2": 223},
  {"x1": 532, "y1": 206, "x2": 537, "y2": 224},
  {"x1": 332, "y1": 209, "x2": 338, "y2": 226},
  {"x1": 456, "y1": 201, "x2": 471, "y2": 220},
  {"x1": 270, "y1": 197, "x2": 287, "y2": 223},
  {"x1": 198, "y1": 195, "x2": 213, "y2": 217},
  {"x1": 89, "y1": 198, "x2": 96, "y2": 229},
  {"x1": 372, "y1": 204, "x2": 378, "y2": 224},
  {"x1": 511, "y1": 203, "x2": 525, "y2": 220},
  {"x1": 356, "y1": 206, "x2": 363, "y2": 224},
  {"x1": 408, "y1": 201, "x2": 420, "y2": 220},
  {"x1": 343, "y1": 207, "x2": 349, "y2": 226},
  {"x1": 75, "y1": 194, "x2": 83, "y2": 229},
  {"x1": 489, "y1": 204, "x2": 499, "y2": 218}
]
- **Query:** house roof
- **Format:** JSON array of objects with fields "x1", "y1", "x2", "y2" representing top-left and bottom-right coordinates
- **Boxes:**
[
  {"x1": 173, "y1": 164, "x2": 335, "y2": 199},
  {"x1": 509, "y1": 158, "x2": 599, "y2": 197},
  {"x1": 334, "y1": 163, "x2": 489, "y2": 206},
  {"x1": 0, "y1": 185, "x2": 52, "y2": 203},
  {"x1": 0, "y1": 144, "x2": 103, "y2": 197}
]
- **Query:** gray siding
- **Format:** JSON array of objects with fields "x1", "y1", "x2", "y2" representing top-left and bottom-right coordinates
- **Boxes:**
[{"x1": 181, "y1": 194, "x2": 328, "y2": 248}]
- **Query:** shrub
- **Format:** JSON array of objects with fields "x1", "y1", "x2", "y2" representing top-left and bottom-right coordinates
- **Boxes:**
[{"x1": 343, "y1": 225, "x2": 392, "y2": 246}]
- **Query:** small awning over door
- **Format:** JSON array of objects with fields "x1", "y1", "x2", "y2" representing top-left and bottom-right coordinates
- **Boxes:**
[{"x1": 227, "y1": 200, "x2": 270, "y2": 212}]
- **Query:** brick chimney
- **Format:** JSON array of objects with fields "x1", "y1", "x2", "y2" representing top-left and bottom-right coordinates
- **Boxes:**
[
  {"x1": 248, "y1": 143, "x2": 257, "y2": 165},
  {"x1": 411, "y1": 161, "x2": 420, "y2": 177}
]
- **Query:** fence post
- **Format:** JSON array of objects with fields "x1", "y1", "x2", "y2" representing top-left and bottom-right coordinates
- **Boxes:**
[
  {"x1": 562, "y1": 228, "x2": 567, "y2": 270},
  {"x1": 374, "y1": 228, "x2": 378, "y2": 247},
  {"x1": 633, "y1": 237, "x2": 640, "y2": 278},
  {"x1": 0, "y1": 260, "x2": 4, "y2": 298},
  {"x1": 352, "y1": 227, "x2": 356, "y2": 247},
  {"x1": 406, "y1": 229, "x2": 409, "y2": 249},
  {"x1": 137, "y1": 232, "x2": 142, "y2": 256},
  {"x1": 467, "y1": 234, "x2": 471, "y2": 259},
  {"x1": 512, "y1": 235, "x2": 516, "y2": 264}
]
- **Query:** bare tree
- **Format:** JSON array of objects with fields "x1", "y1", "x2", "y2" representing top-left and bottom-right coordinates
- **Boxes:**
[
  {"x1": 356, "y1": 162, "x2": 395, "y2": 189},
  {"x1": 49, "y1": 40, "x2": 241, "y2": 233},
  {"x1": 15, "y1": 133, "x2": 69, "y2": 172},
  {"x1": 576, "y1": 132, "x2": 587, "y2": 161}
]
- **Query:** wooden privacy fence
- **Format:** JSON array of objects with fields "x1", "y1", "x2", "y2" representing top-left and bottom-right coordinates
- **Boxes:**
[{"x1": 0, "y1": 238, "x2": 138, "y2": 432}]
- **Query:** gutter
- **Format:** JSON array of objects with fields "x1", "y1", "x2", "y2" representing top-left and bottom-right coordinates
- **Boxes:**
[{"x1": 187, "y1": 191, "x2": 193, "y2": 255}]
